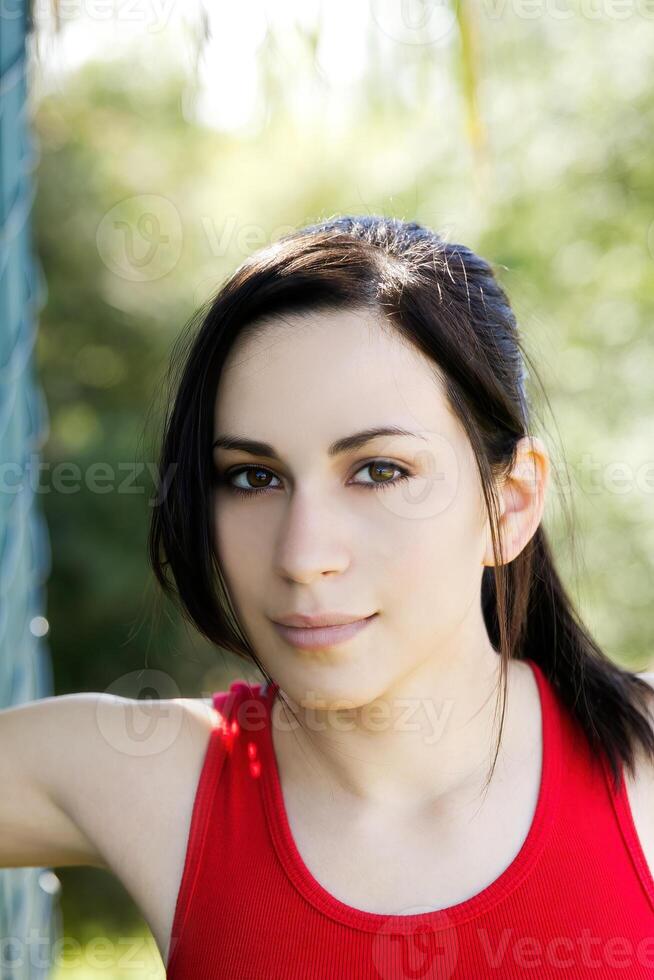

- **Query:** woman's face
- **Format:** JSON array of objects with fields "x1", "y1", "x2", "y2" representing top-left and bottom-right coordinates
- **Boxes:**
[{"x1": 212, "y1": 307, "x2": 493, "y2": 707}]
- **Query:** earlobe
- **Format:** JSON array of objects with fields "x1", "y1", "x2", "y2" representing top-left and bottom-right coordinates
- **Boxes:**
[{"x1": 481, "y1": 512, "x2": 517, "y2": 568}]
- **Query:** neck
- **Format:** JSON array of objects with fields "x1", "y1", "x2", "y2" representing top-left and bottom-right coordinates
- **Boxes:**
[{"x1": 270, "y1": 646, "x2": 533, "y2": 815}]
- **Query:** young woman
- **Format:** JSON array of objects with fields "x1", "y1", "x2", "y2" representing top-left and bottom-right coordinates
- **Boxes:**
[{"x1": 2, "y1": 216, "x2": 654, "y2": 978}]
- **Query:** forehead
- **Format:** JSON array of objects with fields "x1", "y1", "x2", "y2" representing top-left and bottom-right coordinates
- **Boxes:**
[{"x1": 214, "y1": 307, "x2": 457, "y2": 443}]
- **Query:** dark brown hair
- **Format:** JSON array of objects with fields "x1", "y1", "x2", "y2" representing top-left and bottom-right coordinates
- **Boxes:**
[{"x1": 147, "y1": 215, "x2": 654, "y2": 795}]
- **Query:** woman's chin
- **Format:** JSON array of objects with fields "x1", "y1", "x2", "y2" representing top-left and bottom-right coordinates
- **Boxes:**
[{"x1": 275, "y1": 666, "x2": 390, "y2": 715}]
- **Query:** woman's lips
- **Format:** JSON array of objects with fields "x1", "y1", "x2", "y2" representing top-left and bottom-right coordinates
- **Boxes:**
[{"x1": 272, "y1": 613, "x2": 378, "y2": 649}]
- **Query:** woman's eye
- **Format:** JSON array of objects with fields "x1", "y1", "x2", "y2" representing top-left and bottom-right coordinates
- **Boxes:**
[
  {"x1": 217, "y1": 460, "x2": 411, "y2": 498},
  {"x1": 222, "y1": 466, "x2": 281, "y2": 496},
  {"x1": 352, "y1": 460, "x2": 411, "y2": 490}
]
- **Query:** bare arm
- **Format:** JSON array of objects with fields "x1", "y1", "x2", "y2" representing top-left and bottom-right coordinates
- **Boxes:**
[
  {"x1": 0, "y1": 689, "x2": 218, "y2": 877},
  {"x1": 0, "y1": 693, "x2": 110, "y2": 869}
]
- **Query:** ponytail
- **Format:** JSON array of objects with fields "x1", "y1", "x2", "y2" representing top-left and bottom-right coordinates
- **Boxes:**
[{"x1": 483, "y1": 524, "x2": 654, "y2": 794}]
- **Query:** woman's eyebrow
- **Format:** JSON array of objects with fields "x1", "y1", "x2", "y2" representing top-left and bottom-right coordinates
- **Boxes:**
[{"x1": 212, "y1": 426, "x2": 426, "y2": 460}]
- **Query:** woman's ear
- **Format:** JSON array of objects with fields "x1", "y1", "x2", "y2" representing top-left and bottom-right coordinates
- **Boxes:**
[{"x1": 483, "y1": 435, "x2": 551, "y2": 567}]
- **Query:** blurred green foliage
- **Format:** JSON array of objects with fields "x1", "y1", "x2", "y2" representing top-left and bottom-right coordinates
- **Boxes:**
[
  {"x1": 50, "y1": 916, "x2": 163, "y2": 979},
  {"x1": 31, "y1": 10, "x2": 654, "y2": 971}
]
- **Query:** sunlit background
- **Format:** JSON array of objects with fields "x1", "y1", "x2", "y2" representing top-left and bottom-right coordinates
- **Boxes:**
[{"x1": 12, "y1": 0, "x2": 654, "y2": 974}]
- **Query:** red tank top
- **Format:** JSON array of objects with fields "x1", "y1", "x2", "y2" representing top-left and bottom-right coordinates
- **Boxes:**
[{"x1": 165, "y1": 658, "x2": 654, "y2": 978}]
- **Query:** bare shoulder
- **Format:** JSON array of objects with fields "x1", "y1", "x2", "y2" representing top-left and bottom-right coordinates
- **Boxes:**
[
  {"x1": 0, "y1": 691, "x2": 216, "y2": 869},
  {"x1": 0, "y1": 688, "x2": 226, "y2": 968},
  {"x1": 50, "y1": 693, "x2": 220, "y2": 963},
  {"x1": 88, "y1": 695, "x2": 220, "y2": 955},
  {"x1": 623, "y1": 672, "x2": 654, "y2": 879},
  {"x1": 42, "y1": 691, "x2": 218, "y2": 860}
]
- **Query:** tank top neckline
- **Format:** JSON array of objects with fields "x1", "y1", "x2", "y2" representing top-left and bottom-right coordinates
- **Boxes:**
[{"x1": 255, "y1": 657, "x2": 563, "y2": 934}]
